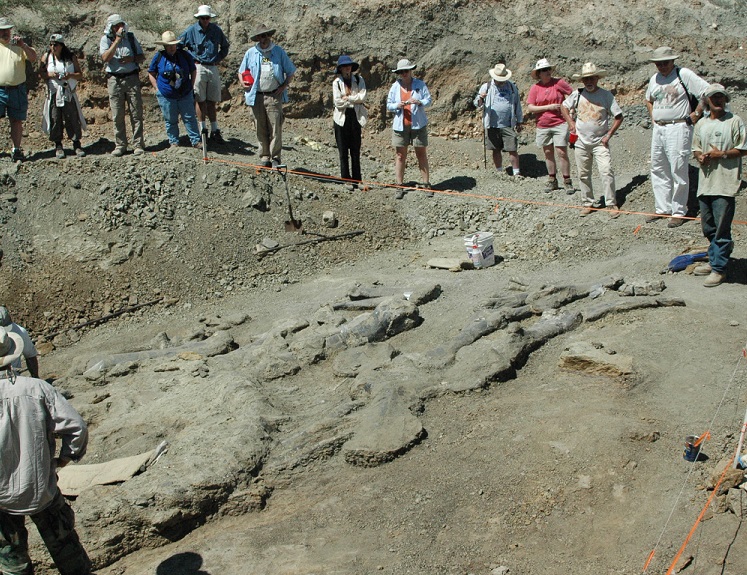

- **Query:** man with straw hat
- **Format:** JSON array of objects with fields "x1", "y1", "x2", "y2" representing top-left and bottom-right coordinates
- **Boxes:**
[
  {"x1": 179, "y1": 5, "x2": 230, "y2": 144},
  {"x1": 474, "y1": 62, "x2": 523, "y2": 177},
  {"x1": 645, "y1": 46, "x2": 710, "y2": 227},
  {"x1": 691, "y1": 84, "x2": 747, "y2": 287},
  {"x1": 0, "y1": 325, "x2": 92, "y2": 575},
  {"x1": 238, "y1": 24, "x2": 296, "y2": 168},
  {"x1": 0, "y1": 17, "x2": 38, "y2": 162},
  {"x1": 561, "y1": 62, "x2": 624, "y2": 218}
]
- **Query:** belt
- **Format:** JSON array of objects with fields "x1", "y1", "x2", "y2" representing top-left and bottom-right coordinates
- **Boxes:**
[
  {"x1": 106, "y1": 70, "x2": 139, "y2": 79},
  {"x1": 655, "y1": 118, "x2": 688, "y2": 126},
  {"x1": 196, "y1": 61, "x2": 216, "y2": 66},
  {"x1": 258, "y1": 90, "x2": 278, "y2": 95},
  {"x1": 0, "y1": 85, "x2": 21, "y2": 90}
]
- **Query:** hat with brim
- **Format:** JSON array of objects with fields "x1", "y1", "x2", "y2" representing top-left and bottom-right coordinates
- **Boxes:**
[
  {"x1": 194, "y1": 5, "x2": 216, "y2": 18},
  {"x1": 106, "y1": 14, "x2": 125, "y2": 27},
  {"x1": 572, "y1": 62, "x2": 608, "y2": 80},
  {"x1": 704, "y1": 83, "x2": 730, "y2": 102},
  {"x1": 250, "y1": 25, "x2": 276, "y2": 42},
  {"x1": 650, "y1": 46, "x2": 679, "y2": 62},
  {"x1": 393, "y1": 58, "x2": 417, "y2": 73},
  {"x1": 156, "y1": 31, "x2": 181, "y2": 46},
  {"x1": 336, "y1": 54, "x2": 359, "y2": 73},
  {"x1": 0, "y1": 326, "x2": 24, "y2": 369},
  {"x1": 0, "y1": 306, "x2": 11, "y2": 327},
  {"x1": 531, "y1": 58, "x2": 555, "y2": 79},
  {"x1": 49, "y1": 33, "x2": 65, "y2": 44},
  {"x1": 0, "y1": 18, "x2": 14, "y2": 30},
  {"x1": 489, "y1": 63, "x2": 512, "y2": 82}
]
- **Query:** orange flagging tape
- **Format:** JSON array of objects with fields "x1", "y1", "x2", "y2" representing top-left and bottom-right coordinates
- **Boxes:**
[
  {"x1": 191, "y1": 155, "x2": 747, "y2": 226},
  {"x1": 693, "y1": 431, "x2": 711, "y2": 447}
]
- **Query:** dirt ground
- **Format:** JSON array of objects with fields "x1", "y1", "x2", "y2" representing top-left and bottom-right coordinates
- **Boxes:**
[{"x1": 3, "y1": 1, "x2": 747, "y2": 573}]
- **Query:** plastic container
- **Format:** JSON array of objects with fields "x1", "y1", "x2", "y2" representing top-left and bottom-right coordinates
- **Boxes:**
[
  {"x1": 683, "y1": 435, "x2": 701, "y2": 462},
  {"x1": 464, "y1": 232, "x2": 495, "y2": 268}
]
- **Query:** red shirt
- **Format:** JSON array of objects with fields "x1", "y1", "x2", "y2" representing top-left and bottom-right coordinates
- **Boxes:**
[{"x1": 527, "y1": 78, "x2": 572, "y2": 128}]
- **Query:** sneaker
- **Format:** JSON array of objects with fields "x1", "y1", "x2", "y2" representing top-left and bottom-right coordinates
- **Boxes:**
[
  {"x1": 667, "y1": 217, "x2": 685, "y2": 228},
  {"x1": 544, "y1": 178, "x2": 559, "y2": 193},
  {"x1": 419, "y1": 182, "x2": 434, "y2": 197},
  {"x1": 55, "y1": 146, "x2": 65, "y2": 159},
  {"x1": 395, "y1": 187, "x2": 405, "y2": 200},
  {"x1": 11, "y1": 148, "x2": 24, "y2": 162},
  {"x1": 74, "y1": 145, "x2": 86, "y2": 157},
  {"x1": 579, "y1": 207, "x2": 594, "y2": 217},
  {"x1": 563, "y1": 179, "x2": 575, "y2": 194},
  {"x1": 607, "y1": 207, "x2": 621, "y2": 219},
  {"x1": 111, "y1": 147, "x2": 126, "y2": 157},
  {"x1": 703, "y1": 271, "x2": 725, "y2": 287},
  {"x1": 261, "y1": 159, "x2": 272, "y2": 168},
  {"x1": 133, "y1": 147, "x2": 145, "y2": 156},
  {"x1": 210, "y1": 130, "x2": 225, "y2": 144},
  {"x1": 693, "y1": 263, "x2": 712, "y2": 276}
]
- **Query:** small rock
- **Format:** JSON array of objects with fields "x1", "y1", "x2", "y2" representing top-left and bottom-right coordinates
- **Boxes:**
[{"x1": 322, "y1": 210, "x2": 338, "y2": 228}]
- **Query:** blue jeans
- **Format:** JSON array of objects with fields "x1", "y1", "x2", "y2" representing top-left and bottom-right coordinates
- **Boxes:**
[
  {"x1": 156, "y1": 91, "x2": 200, "y2": 145},
  {"x1": 699, "y1": 195, "x2": 735, "y2": 273}
]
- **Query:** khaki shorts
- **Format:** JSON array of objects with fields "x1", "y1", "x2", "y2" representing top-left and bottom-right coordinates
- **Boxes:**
[
  {"x1": 392, "y1": 125, "x2": 428, "y2": 148},
  {"x1": 194, "y1": 64, "x2": 222, "y2": 103},
  {"x1": 535, "y1": 124, "x2": 569, "y2": 148},
  {"x1": 486, "y1": 127, "x2": 518, "y2": 152}
]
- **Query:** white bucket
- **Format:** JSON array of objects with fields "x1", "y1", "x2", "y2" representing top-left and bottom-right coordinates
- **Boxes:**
[{"x1": 464, "y1": 231, "x2": 495, "y2": 268}]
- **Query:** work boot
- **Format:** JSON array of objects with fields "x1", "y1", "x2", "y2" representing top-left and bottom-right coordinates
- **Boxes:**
[
  {"x1": 73, "y1": 141, "x2": 86, "y2": 157},
  {"x1": 667, "y1": 217, "x2": 685, "y2": 228},
  {"x1": 133, "y1": 146, "x2": 145, "y2": 156},
  {"x1": 395, "y1": 186, "x2": 405, "y2": 200},
  {"x1": 703, "y1": 271, "x2": 725, "y2": 287},
  {"x1": 544, "y1": 177, "x2": 559, "y2": 193},
  {"x1": 693, "y1": 263, "x2": 712, "y2": 276},
  {"x1": 563, "y1": 178, "x2": 575, "y2": 194},
  {"x1": 111, "y1": 146, "x2": 126, "y2": 157},
  {"x1": 11, "y1": 147, "x2": 24, "y2": 162},
  {"x1": 210, "y1": 130, "x2": 225, "y2": 144},
  {"x1": 55, "y1": 144, "x2": 65, "y2": 159}
]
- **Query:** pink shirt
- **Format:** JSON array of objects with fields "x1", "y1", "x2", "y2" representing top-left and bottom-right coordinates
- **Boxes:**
[{"x1": 527, "y1": 78, "x2": 572, "y2": 128}]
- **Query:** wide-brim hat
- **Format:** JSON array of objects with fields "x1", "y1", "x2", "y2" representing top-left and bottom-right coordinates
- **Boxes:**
[
  {"x1": 0, "y1": 17, "x2": 14, "y2": 30},
  {"x1": 704, "y1": 83, "x2": 730, "y2": 102},
  {"x1": 335, "y1": 54, "x2": 359, "y2": 73},
  {"x1": 650, "y1": 46, "x2": 679, "y2": 62},
  {"x1": 194, "y1": 4, "x2": 216, "y2": 18},
  {"x1": 531, "y1": 58, "x2": 555, "y2": 79},
  {"x1": 393, "y1": 58, "x2": 417, "y2": 73},
  {"x1": 49, "y1": 33, "x2": 65, "y2": 44},
  {"x1": 106, "y1": 14, "x2": 125, "y2": 27},
  {"x1": 572, "y1": 62, "x2": 608, "y2": 80},
  {"x1": 0, "y1": 326, "x2": 24, "y2": 369},
  {"x1": 489, "y1": 63, "x2": 512, "y2": 82},
  {"x1": 156, "y1": 30, "x2": 180, "y2": 46},
  {"x1": 250, "y1": 24, "x2": 276, "y2": 42}
]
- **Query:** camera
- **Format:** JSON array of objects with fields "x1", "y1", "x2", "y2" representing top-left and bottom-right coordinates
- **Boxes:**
[{"x1": 162, "y1": 70, "x2": 176, "y2": 81}]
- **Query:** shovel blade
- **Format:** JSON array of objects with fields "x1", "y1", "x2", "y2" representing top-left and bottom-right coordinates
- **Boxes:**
[{"x1": 284, "y1": 219, "x2": 303, "y2": 232}]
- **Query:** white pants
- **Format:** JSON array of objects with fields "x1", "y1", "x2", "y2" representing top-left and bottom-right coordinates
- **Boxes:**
[
  {"x1": 574, "y1": 140, "x2": 616, "y2": 208},
  {"x1": 650, "y1": 122, "x2": 692, "y2": 217}
]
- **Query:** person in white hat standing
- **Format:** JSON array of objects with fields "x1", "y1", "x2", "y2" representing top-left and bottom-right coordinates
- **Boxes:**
[
  {"x1": 99, "y1": 14, "x2": 146, "y2": 156},
  {"x1": 561, "y1": 62, "x2": 624, "y2": 218},
  {"x1": 645, "y1": 46, "x2": 710, "y2": 227},
  {"x1": 526, "y1": 58, "x2": 574, "y2": 193},
  {"x1": 0, "y1": 17, "x2": 38, "y2": 162},
  {"x1": 386, "y1": 58, "x2": 433, "y2": 199},
  {"x1": 179, "y1": 5, "x2": 230, "y2": 145},
  {"x1": 238, "y1": 24, "x2": 296, "y2": 168},
  {"x1": 691, "y1": 84, "x2": 747, "y2": 287},
  {"x1": 0, "y1": 326, "x2": 92, "y2": 575},
  {"x1": 474, "y1": 62, "x2": 523, "y2": 177}
]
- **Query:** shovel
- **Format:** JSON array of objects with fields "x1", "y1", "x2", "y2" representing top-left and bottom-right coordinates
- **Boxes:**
[{"x1": 278, "y1": 164, "x2": 302, "y2": 232}]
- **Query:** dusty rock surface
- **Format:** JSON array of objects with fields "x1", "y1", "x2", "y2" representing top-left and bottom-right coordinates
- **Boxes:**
[{"x1": 3, "y1": 1, "x2": 747, "y2": 574}]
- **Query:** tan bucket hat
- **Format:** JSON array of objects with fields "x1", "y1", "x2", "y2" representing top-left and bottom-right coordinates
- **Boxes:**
[
  {"x1": 489, "y1": 63, "x2": 512, "y2": 82},
  {"x1": 650, "y1": 46, "x2": 679, "y2": 62},
  {"x1": 704, "y1": 83, "x2": 730, "y2": 102},
  {"x1": 250, "y1": 24, "x2": 276, "y2": 42},
  {"x1": 572, "y1": 62, "x2": 608, "y2": 80},
  {"x1": 156, "y1": 31, "x2": 180, "y2": 45}
]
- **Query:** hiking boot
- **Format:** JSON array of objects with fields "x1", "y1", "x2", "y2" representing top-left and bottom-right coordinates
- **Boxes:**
[
  {"x1": 55, "y1": 145, "x2": 65, "y2": 159},
  {"x1": 111, "y1": 147, "x2": 126, "y2": 157},
  {"x1": 395, "y1": 187, "x2": 405, "y2": 200},
  {"x1": 261, "y1": 159, "x2": 272, "y2": 168},
  {"x1": 419, "y1": 182, "x2": 434, "y2": 197},
  {"x1": 133, "y1": 146, "x2": 145, "y2": 156},
  {"x1": 693, "y1": 263, "x2": 712, "y2": 276},
  {"x1": 11, "y1": 148, "x2": 24, "y2": 162},
  {"x1": 192, "y1": 141, "x2": 202, "y2": 149},
  {"x1": 644, "y1": 213, "x2": 666, "y2": 223},
  {"x1": 667, "y1": 217, "x2": 685, "y2": 228},
  {"x1": 703, "y1": 271, "x2": 725, "y2": 287},
  {"x1": 544, "y1": 177, "x2": 560, "y2": 193},
  {"x1": 73, "y1": 142, "x2": 86, "y2": 157},
  {"x1": 271, "y1": 158, "x2": 283, "y2": 169},
  {"x1": 607, "y1": 206, "x2": 621, "y2": 219},
  {"x1": 210, "y1": 130, "x2": 225, "y2": 144},
  {"x1": 579, "y1": 207, "x2": 594, "y2": 217},
  {"x1": 563, "y1": 179, "x2": 575, "y2": 194}
]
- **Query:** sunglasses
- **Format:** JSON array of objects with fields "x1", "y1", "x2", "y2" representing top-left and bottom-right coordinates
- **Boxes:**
[
  {"x1": 257, "y1": 33, "x2": 270, "y2": 39},
  {"x1": 50, "y1": 42, "x2": 62, "y2": 46},
  {"x1": 538, "y1": 68, "x2": 551, "y2": 73}
]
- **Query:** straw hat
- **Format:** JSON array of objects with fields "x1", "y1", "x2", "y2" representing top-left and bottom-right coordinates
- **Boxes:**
[
  {"x1": 704, "y1": 83, "x2": 730, "y2": 102},
  {"x1": 530, "y1": 58, "x2": 554, "y2": 79},
  {"x1": 156, "y1": 31, "x2": 180, "y2": 46},
  {"x1": 0, "y1": 326, "x2": 24, "y2": 369},
  {"x1": 194, "y1": 5, "x2": 216, "y2": 18},
  {"x1": 488, "y1": 63, "x2": 512, "y2": 82},
  {"x1": 649, "y1": 46, "x2": 679, "y2": 62},
  {"x1": 392, "y1": 58, "x2": 417, "y2": 73},
  {"x1": 0, "y1": 18, "x2": 14, "y2": 30},
  {"x1": 572, "y1": 62, "x2": 608, "y2": 80},
  {"x1": 250, "y1": 24, "x2": 276, "y2": 42},
  {"x1": 335, "y1": 55, "x2": 359, "y2": 73}
]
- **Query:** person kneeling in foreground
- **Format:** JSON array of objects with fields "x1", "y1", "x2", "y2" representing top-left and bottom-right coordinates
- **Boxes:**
[
  {"x1": 691, "y1": 83, "x2": 747, "y2": 287},
  {"x1": 0, "y1": 326, "x2": 92, "y2": 575}
]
